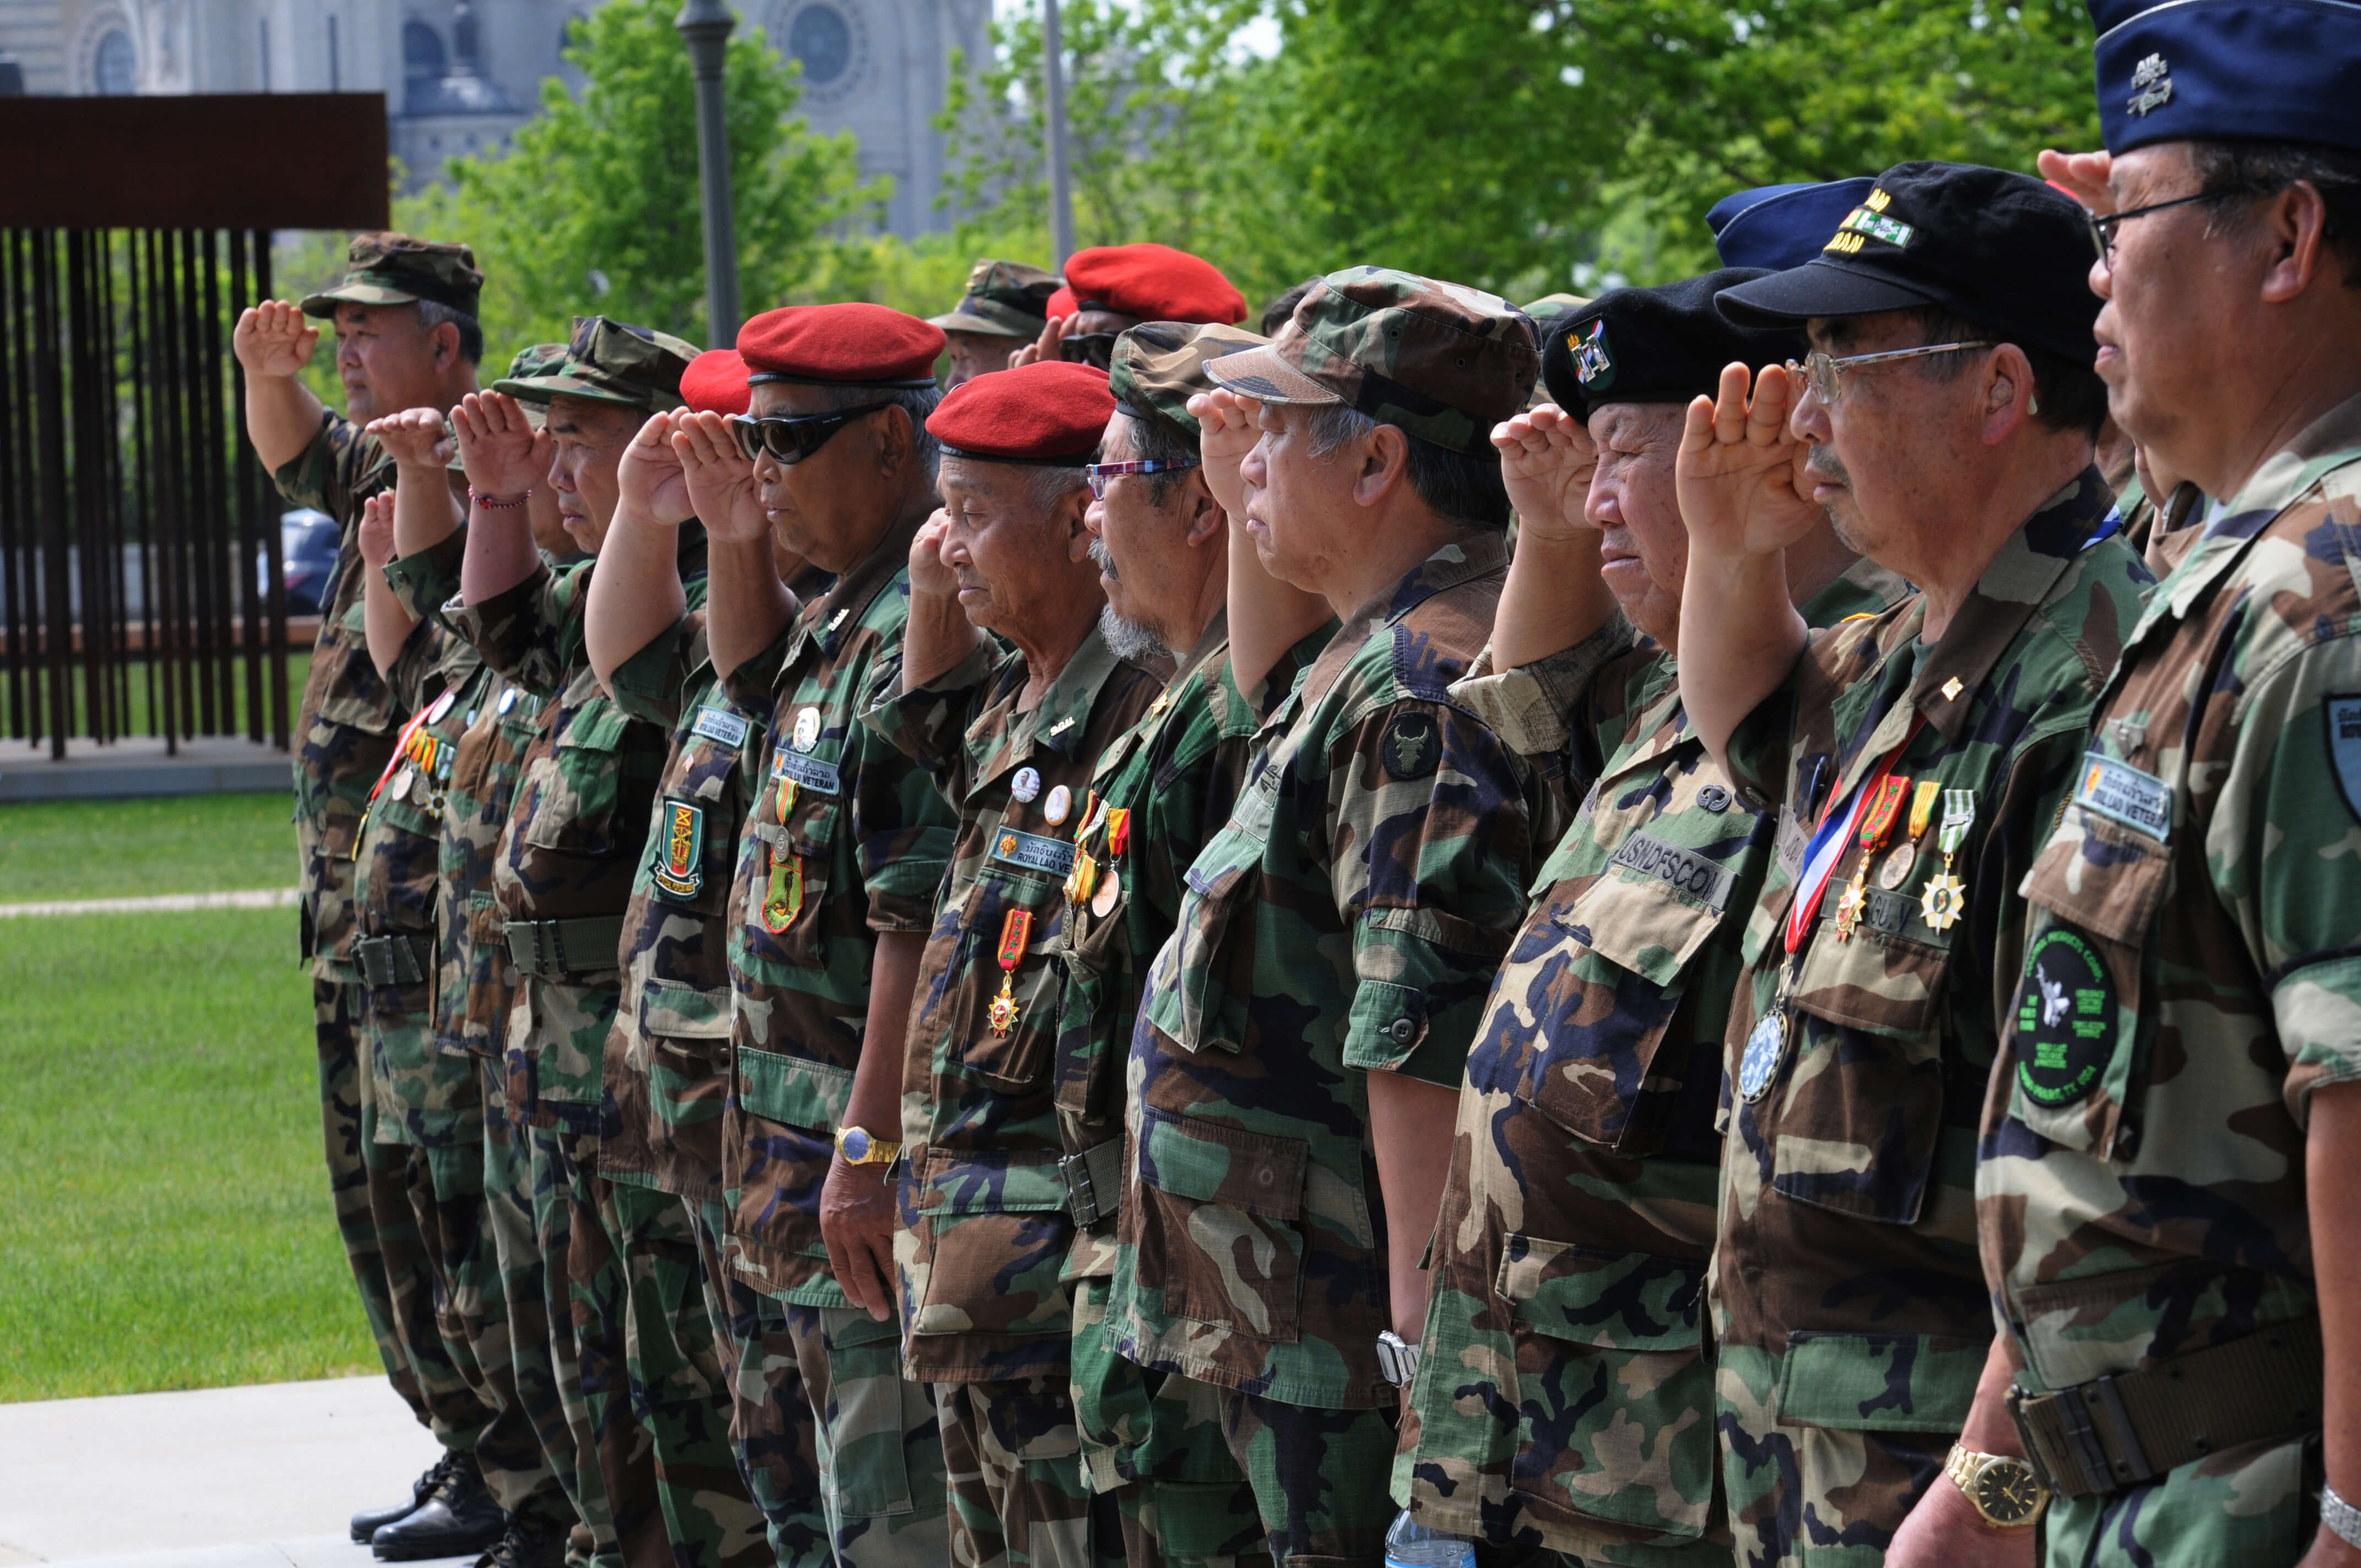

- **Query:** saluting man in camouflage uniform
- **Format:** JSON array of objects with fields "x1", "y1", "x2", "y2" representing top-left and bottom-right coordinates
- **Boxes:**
[
  {"x1": 1065, "y1": 322, "x2": 1337, "y2": 1568},
  {"x1": 232, "y1": 233, "x2": 501, "y2": 1548},
  {"x1": 417, "y1": 318, "x2": 704, "y2": 1567},
  {"x1": 672, "y1": 306, "x2": 957, "y2": 1568},
  {"x1": 1887, "y1": 8, "x2": 2361, "y2": 1565},
  {"x1": 1397, "y1": 268, "x2": 1905, "y2": 1567},
  {"x1": 1669, "y1": 164, "x2": 2152, "y2": 1564},
  {"x1": 933, "y1": 260, "x2": 1061, "y2": 389},
  {"x1": 380, "y1": 353, "x2": 596, "y2": 1568},
  {"x1": 862, "y1": 357, "x2": 1168, "y2": 1568},
  {"x1": 1104, "y1": 270, "x2": 1559, "y2": 1567}
]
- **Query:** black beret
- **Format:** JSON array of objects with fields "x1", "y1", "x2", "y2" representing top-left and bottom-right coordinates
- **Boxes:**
[{"x1": 1541, "y1": 269, "x2": 1805, "y2": 422}]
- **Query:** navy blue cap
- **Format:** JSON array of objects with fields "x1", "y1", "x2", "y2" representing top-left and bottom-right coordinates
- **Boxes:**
[
  {"x1": 1716, "y1": 161, "x2": 2101, "y2": 364},
  {"x1": 1543, "y1": 269, "x2": 1804, "y2": 422},
  {"x1": 2091, "y1": 1, "x2": 2361, "y2": 155},
  {"x1": 1708, "y1": 180, "x2": 1879, "y2": 271}
]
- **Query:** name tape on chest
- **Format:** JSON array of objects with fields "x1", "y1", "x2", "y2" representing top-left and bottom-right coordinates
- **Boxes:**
[
  {"x1": 771, "y1": 746, "x2": 842, "y2": 796},
  {"x1": 992, "y1": 827, "x2": 1076, "y2": 877},
  {"x1": 2072, "y1": 753, "x2": 2172, "y2": 841},
  {"x1": 1608, "y1": 829, "x2": 1737, "y2": 913},
  {"x1": 692, "y1": 706, "x2": 750, "y2": 748}
]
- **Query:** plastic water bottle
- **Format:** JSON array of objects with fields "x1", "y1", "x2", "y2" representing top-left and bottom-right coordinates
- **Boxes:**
[{"x1": 1383, "y1": 1509, "x2": 1476, "y2": 1568}]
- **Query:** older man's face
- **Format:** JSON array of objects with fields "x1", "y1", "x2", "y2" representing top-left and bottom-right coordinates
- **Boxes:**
[
  {"x1": 2091, "y1": 143, "x2": 2246, "y2": 467},
  {"x1": 1584, "y1": 403, "x2": 1690, "y2": 644},
  {"x1": 334, "y1": 303, "x2": 448, "y2": 422},
  {"x1": 937, "y1": 456, "x2": 1096, "y2": 639},
  {"x1": 543, "y1": 394, "x2": 644, "y2": 553},
  {"x1": 942, "y1": 331, "x2": 1019, "y2": 389},
  {"x1": 748, "y1": 382, "x2": 904, "y2": 573},
  {"x1": 1236, "y1": 401, "x2": 1361, "y2": 596}
]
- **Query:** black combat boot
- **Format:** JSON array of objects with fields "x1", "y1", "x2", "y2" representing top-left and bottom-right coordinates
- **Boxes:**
[
  {"x1": 474, "y1": 1518, "x2": 568, "y2": 1568},
  {"x1": 350, "y1": 1451, "x2": 463, "y2": 1543},
  {"x1": 371, "y1": 1450, "x2": 504, "y2": 1561}
]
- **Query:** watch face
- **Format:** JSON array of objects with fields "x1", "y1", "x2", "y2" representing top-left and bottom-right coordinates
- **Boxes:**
[
  {"x1": 842, "y1": 1127, "x2": 872, "y2": 1161},
  {"x1": 1973, "y1": 1462, "x2": 2043, "y2": 1525}
]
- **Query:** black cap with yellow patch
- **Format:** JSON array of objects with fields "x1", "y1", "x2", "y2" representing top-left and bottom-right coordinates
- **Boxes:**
[
  {"x1": 491, "y1": 316, "x2": 698, "y2": 413},
  {"x1": 300, "y1": 231, "x2": 483, "y2": 319},
  {"x1": 1108, "y1": 320, "x2": 1267, "y2": 442}
]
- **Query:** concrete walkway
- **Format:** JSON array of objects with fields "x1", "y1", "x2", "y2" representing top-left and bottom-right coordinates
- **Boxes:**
[
  {"x1": 0, "y1": 890, "x2": 299, "y2": 919},
  {"x1": 0, "y1": 737, "x2": 290, "y2": 803},
  {"x1": 0, "y1": 1379, "x2": 473, "y2": 1568}
]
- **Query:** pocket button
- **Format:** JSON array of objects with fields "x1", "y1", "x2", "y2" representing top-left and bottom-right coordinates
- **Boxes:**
[{"x1": 1388, "y1": 1017, "x2": 1415, "y2": 1043}]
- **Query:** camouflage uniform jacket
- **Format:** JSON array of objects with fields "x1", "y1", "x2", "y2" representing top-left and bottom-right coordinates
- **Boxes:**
[
  {"x1": 357, "y1": 619, "x2": 485, "y2": 1148},
  {"x1": 1053, "y1": 612, "x2": 1336, "y2": 1280},
  {"x1": 429, "y1": 531, "x2": 710, "y2": 1130},
  {"x1": 384, "y1": 530, "x2": 551, "y2": 1059},
  {"x1": 1711, "y1": 472, "x2": 2150, "y2": 1515},
  {"x1": 1397, "y1": 562, "x2": 1907, "y2": 1560},
  {"x1": 274, "y1": 411, "x2": 462, "y2": 982},
  {"x1": 862, "y1": 621, "x2": 1165, "y2": 1381},
  {"x1": 719, "y1": 522, "x2": 956, "y2": 1307},
  {"x1": 1976, "y1": 401, "x2": 2361, "y2": 1564},
  {"x1": 1109, "y1": 531, "x2": 1563, "y2": 1412}
]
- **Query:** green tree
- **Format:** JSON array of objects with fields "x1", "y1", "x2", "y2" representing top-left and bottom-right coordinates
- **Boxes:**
[{"x1": 407, "y1": 0, "x2": 880, "y2": 355}]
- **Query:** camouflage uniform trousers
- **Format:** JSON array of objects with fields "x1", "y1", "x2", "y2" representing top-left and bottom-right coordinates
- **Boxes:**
[
  {"x1": 606, "y1": 1179, "x2": 770, "y2": 1567},
  {"x1": 1169, "y1": 1378, "x2": 1397, "y2": 1568},
  {"x1": 1073, "y1": 1280, "x2": 1270, "y2": 1568},
  {"x1": 521, "y1": 1119, "x2": 625, "y2": 1565},
  {"x1": 316, "y1": 979, "x2": 437, "y2": 1436},
  {"x1": 934, "y1": 1373, "x2": 1114, "y2": 1568},
  {"x1": 363, "y1": 988, "x2": 572, "y2": 1522}
]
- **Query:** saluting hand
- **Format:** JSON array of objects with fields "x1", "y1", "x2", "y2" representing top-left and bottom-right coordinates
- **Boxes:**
[
  {"x1": 909, "y1": 510, "x2": 959, "y2": 599},
  {"x1": 671, "y1": 411, "x2": 767, "y2": 545},
  {"x1": 1675, "y1": 362, "x2": 1821, "y2": 561},
  {"x1": 232, "y1": 300, "x2": 319, "y2": 381},
  {"x1": 1010, "y1": 314, "x2": 1070, "y2": 371},
  {"x1": 366, "y1": 406, "x2": 455, "y2": 473},
  {"x1": 616, "y1": 411, "x2": 693, "y2": 526},
  {"x1": 1492, "y1": 403, "x2": 1598, "y2": 542},
  {"x1": 2036, "y1": 148, "x2": 2116, "y2": 216},
  {"x1": 356, "y1": 491, "x2": 397, "y2": 570},
  {"x1": 1188, "y1": 387, "x2": 1263, "y2": 524},
  {"x1": 450, "y1": 390, "x2": 544, "y2": 502}
]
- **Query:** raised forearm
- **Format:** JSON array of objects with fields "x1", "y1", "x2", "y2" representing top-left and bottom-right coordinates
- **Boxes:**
[
  {"x1": 362, "y1": 559, "x2": 418, "y2": 677},
  {"x1": 704, "y1": 536, "x2": 795, "y2": 682},
  {"x1": 585, "y1": 504, "x2": 687, "y2": 691},
  {"x1": 902, "y1": 590, "x2": 983, "y2": 693},
  {"x1": 1225, "y1": 514, "x2": 1332, "y2": 700},
  {"x1": 243, "y1": 374, "x2": 326, "y2": 475},
  {"x1": 459, "y1": 493, "x2": 542, "y2": 607},
  {"x1": 1677, "y1": 548, "x2": 1808, "y2": 772},
  {"x1": 1492, "y1": 527, "x2": 1615, "y2": 672},
  {"x1": 391, "y1": 460, "x2": 464, "y2": 559}
]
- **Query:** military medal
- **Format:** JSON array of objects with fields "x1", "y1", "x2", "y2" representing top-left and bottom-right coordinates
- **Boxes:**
[
  {"x1": 1011, "y1": 766, "x2": 1042, "y2": 804},
  {"x1": 1066, "y1": 851, "x2": 1100, "y2": 907},
  {"x1": 1835, "y1": 774, "x2": 1911, "y2": 940},
  {"x1": 792, "y1": 706, "x2": 822, "y2": 752},
  {"x1": 761, "y1": 853, "x2": 804, "y2": 932},
  {"x1": 1106, "y1": 809, "x2": 1130, "y2": 859},
  {"x1": 1918, "y1": 790, "x2": 1976, "y2": 932},
  {"x1": 988, "y1": 909, "x2": 1032, "y2": 1036},
  {"x1": 1738, "y1": 1004, "x2": 1787, "y2": 1103},
  {"x1": 390, "y1": 764, "x2": 415, "y2": 802},
  {"x1": 1044, "y1": 784, "x2": 1072, "y2": 826},
  {"x1": 498, "y1": 687, "x2": 520, "y2": 715},
  {"x1": 1881, "y1": 779, "x2": 1943, "y2": 889}
]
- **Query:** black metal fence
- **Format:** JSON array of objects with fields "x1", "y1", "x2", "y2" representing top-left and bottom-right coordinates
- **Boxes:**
[{"x1": 0, "y1": 225, "x2": 290, "y2": 757}]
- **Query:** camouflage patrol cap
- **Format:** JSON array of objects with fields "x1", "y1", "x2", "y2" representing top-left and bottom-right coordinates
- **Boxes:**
[
  {"x1": 491, "y1": 315, "x2": 697, "y2": 413},
  {"x1": 1206, "y1": 268, "x2": 1541, "y2": 456},
  {"x1": 502, "y1": 341, "x2": 570, "y2": 428},
  {"x1": 930, "y1": 259, "x2": 1062, "y2": 339},
  {"x1": 1109, "y1": 320, "x2": 1268, "y2": 442},
  {"x1": 300, "y1": 231, "x2": 483, "y2": 319}
]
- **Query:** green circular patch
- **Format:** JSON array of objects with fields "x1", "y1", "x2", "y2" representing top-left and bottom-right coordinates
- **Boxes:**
[{"x1": 2014, "y1": 924, "x2": 2116, "y2": 1108}]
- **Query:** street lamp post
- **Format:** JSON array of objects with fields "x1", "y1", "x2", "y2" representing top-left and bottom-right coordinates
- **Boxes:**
[
  {"x1": 676, "y1": 0, "x2": 742, "y2": 344},
  {"x1": 1042, "y1": 0, "x2": 1075, "y2": 269}
]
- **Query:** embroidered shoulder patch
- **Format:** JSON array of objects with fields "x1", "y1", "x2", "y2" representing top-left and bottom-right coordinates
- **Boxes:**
[
  {"x1": 651, "y1": 798, "x2": 705, "y2": 900},
  {"x1": 2328, "y1": 697, "x2": 2361, "y2": 824},
  {"x1": 1380, "y1": 711, "x2": 1440, "y2": 781}
]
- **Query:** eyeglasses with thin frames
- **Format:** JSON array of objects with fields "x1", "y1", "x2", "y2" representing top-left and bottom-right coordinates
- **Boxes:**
[
  {"x1": 2086, "y1": 188, "x2": 2240, "y2": 265},
  {"x1": 1081, "y1": 458, "x2": 1201, "y2": 500},
  {"x1": 1797, "y1": 341, "x2": 1995, "y2": 406},
  {"x1": 729, "y1": 403, "x2": 894, "y2": 466}
]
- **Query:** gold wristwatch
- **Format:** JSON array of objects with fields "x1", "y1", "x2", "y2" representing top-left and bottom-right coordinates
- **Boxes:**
[
  {"x1": 1943, "y1": 1445, "x2": 2048, "y2": 1528},
  {"x1": 834, "y1": 1125, "x2": 902, "y2": 1167}
]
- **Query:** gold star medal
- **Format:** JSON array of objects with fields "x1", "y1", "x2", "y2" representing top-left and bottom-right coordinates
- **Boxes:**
[
  {"x1": 1918, "y1": 790, "x2": 1976, "y2": 932},
  {"x1": 1837, "y1": 772, "x2": 1911, "y2": 941},
  {"x1": 988, "y1": 908, "x2": 1033, "y2": 1037}
]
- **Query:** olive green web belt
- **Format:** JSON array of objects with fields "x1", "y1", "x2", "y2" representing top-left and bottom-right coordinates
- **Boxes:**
[
  {"x1": 355, "y1": 931, "x2": 434, "y2": 988},
  {"x1": 503, "y1": 914, "x2": 627, "y2": 979}
]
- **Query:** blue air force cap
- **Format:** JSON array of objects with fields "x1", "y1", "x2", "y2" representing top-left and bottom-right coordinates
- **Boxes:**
[
  {"x1": 2091, "y1": 1, "x2": 2361, "y2": 156},
  {"x1": 1708, "y1": 180, "x2": 1879, "y2": 271}
]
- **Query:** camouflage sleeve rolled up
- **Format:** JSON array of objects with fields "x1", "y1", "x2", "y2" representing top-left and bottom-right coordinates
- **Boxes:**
[
  {"x1": 383, "y1": 528, "x2": 467, "y2": 630},
  {"x1": 858, "y1": 639, "x2": 1000, "y2": 806},
  {"x1": 1446, "y1": 611, "x2": 1641, "y2": 765},
  {"x1": 271, "y1": 408, "x2": 387, "y2": 522},
  {"x1": 606, "y1": 609, "x2": 701, "y2": 732},
  {"x1": 443, "y1": 557, "x2": 585, "y2": 700}
]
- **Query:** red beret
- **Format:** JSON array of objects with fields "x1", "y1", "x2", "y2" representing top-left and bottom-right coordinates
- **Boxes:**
[
  {"x1": 737, "y1": 302, "x2": 944, "y2": 388},
  {"x1": 1062, "y1": 243, "x2": 1246, "y2": 325},
  {"x1": 929, "y1": 360, "x2": 1114, "y2": 465},
  {"x1": 680, "y1": 349, "x2": 752, "y2": 417},
  {"x1": 1046, "y1": 285, "x2": 1079, "y2": 320}
]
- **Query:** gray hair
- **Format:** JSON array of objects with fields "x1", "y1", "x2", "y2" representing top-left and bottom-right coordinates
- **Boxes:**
[
  {"x1": 1301, "y1": 405, "x2": 1511, "y2": 530},
  {"x1": 414, "y1": 298, "x2": 484, "y2": 364},
  {"x1": 803, "y1": 379, "x2": 946, "y2": 486}
]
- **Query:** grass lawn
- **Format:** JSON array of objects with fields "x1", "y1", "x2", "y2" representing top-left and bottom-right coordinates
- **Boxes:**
[
  {"x1": 0, "y1": 794, "x2": 376, "y2": 1402},
  {"x1": 0, "y1": 792, "x2": 297, "y2": 904},
  {"x1": 6, "y1": 650, "x2": 312, "y2": 746}
]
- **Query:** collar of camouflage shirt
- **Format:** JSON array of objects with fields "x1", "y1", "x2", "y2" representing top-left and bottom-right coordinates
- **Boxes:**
[
  {"x1": 1297, "y1": 530, "x2": 1511, "y2": 716},
  {"x1": 785, "y1": 511, "x2": 929, "y2": 669},
  {"x1": 2150, "y1": 388, "x2": 2361, "y2": 631},
  {"x1": 971, "y1": 620, "x2": 1135, "y2": 779}
]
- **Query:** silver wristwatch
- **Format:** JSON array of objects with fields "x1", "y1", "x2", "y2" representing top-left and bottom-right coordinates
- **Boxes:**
[
  {"x1": 2324, "y1": 1482, "x2": 2361, "y2": 1550},
  {"x1": 1375, "y1": 1330, "x2": 1421, "y2": 1388}
]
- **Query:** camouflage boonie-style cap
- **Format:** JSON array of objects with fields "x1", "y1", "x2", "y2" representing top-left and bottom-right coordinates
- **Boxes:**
[
  {"x1": 491, "y1": 316, "x2": 697, "y2": 413},
  {"x1": 300, "y1": 231, "x2": 483, "y2": 319},
  {"x1": 1109, "y1": 320, "x2": 1268, "y2": 441},
  {"x1": 930, "y1": 259, "x2": 1062, "y2": 339},
  {"x1": 1206, "y1": 267, "x2": 1540, "y2": 456},
  {"x1": 503, "y1": 342, "x2": 569, "y2": 427}
]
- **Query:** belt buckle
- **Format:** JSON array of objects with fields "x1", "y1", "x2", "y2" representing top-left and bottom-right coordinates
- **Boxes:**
[
  {"x1": 1060, "y1": 1151, "x2": 1102, "y2": 1228},
  {"x1": 2005, "y1": 1385, "x2": 2065, "y2": 1495}
]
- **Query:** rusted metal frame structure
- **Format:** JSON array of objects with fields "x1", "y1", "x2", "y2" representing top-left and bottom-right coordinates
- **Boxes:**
[{"x1": 0, "y1": 94, "x2": 388, "y2": 760}]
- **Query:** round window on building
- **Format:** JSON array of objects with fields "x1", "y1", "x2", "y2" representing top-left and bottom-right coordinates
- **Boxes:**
[
  {"x1": 92, "y1": 26, "x2": 135, "y2": 94},
  {"x1": 788, "y1": 4, "x2": 852, "y2": 87}
]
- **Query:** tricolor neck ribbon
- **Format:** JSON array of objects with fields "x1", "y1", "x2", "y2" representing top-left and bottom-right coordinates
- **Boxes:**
[
  {"x1": 1106, "y1": 807, "x2": 1131, "y2": 859},
  {"x1": 1938, "y1": 789, "x2": 1976, "y2": 859},
  {"x1": 1786, "y1": 716, "x2": 1925, "y2": 955}
]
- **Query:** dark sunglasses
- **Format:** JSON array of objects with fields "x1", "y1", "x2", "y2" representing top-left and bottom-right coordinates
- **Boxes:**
[
  {"x1": 1059, "y1": 333, "x2": 1120, "y2": 371},
  {"x1": 729, "y1": 403, "x2": 894, "y2": 466}
]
